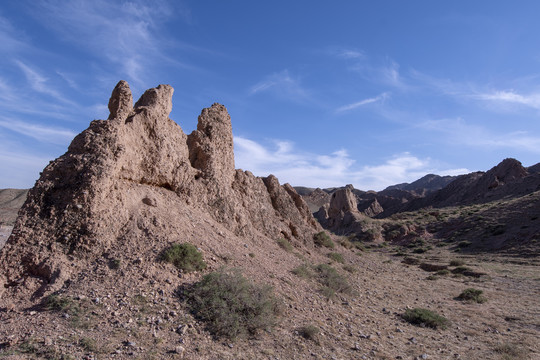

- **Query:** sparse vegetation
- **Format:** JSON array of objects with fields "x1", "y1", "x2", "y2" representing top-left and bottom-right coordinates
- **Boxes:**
[
  {"x1": 161, "y1": 242, "x2": 206, "y2": 273},
  {"x1": 327, "y1": 252, "x2": 345, "y2": 263},
  {"x1": 79, "y1": 337, "x2": 97, "y2": 352},
  {"x1": 187, "y1": 268, "x2": 281, "y2": 339},
  {"x1": 419, "y1": 263, "x2": 448, "y2": 272},
  {"x1": 314, "y1": 263, "x2": 352, "y2": 298},
  {"x1": 45, "y1": 294, "x2": 76, "y2": 313},
  {"x1": 457, "y1": 288, "x2": 487, "y2": 303},
  {"x1": 276, "y1": 237, "x2": 293, "y2": 252},
  {"x1": 298, "y1": 324, "x2": 319, "y2": 341},
  {"x1": 402, "y1": 308, "x2": 449, "y2": 329},
  {"x1": 109, "y1": 258, "x2": 121, "y2": 269},
  {"x1": 457, "y1": 240, "x2": 472, "y2": 248},
  {"x1": 313, "y1": 231, "x2": 335, "y2": 249},
  {"x1": 292, "y1": 263, "x2": 314, "y2": 278},
  {"x1": 494, "y1": 343, "x2": 527, "y2": 359},
  {"x1": 450, "y1": 259, "x2": 466, "y2": 266}
]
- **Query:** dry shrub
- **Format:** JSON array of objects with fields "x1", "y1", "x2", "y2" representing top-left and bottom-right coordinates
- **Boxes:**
[
  {"x1": 313, "y1": 231, "x2": 334, "y2": 249},
  {"x1": 187, "y1": 268, "x2": 281, "y2": 339},
  {"x1": 402, "y1": 308, "x2": 449, "y2": 329},
  {"x1": 161, "y1": 243, "x2": 206, "y2": 273}
]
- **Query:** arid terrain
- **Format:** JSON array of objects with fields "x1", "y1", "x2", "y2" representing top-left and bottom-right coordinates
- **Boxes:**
[{"x1": 0, "y1": 82, "x2": 538, "y2": 360}]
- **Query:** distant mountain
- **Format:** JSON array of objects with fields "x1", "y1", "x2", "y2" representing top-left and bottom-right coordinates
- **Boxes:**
[
  {"x1": 0, "y1": 188, "x2": 28, "y2": 226},
  {"x1": 297, "y1": 158, "x2": 540, "y2": 221},
  {"x1": 399, "y1": 158, "x2": 539, "y2": 213},
  {"x1": 384, "y1": 174, "x2": 457, "y2": 194}
]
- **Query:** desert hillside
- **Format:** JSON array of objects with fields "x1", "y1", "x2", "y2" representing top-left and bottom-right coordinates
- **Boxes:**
[{"x1": 0, "y1": 82, "x2": 538, "y2": 360}]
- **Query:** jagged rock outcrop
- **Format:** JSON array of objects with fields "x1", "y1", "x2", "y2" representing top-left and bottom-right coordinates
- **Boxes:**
[
  {"x1": 360, "y1": 198, "x2": 384, "y2": 217},
  {"x1": 0, "y1": 81, "x2": 320, "y2": 296},
  {"x1": 316, "y1": 187, "x2": 363, "y2": 229}
]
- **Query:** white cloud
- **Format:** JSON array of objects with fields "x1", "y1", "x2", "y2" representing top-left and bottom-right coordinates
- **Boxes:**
[
  {"x1": 0, "y1": 15, "x2": 29, "y2": 53},
  {"x1": 336, "y1": 92, "x2": 389, "y2": 112},
  {"x1": 0, "y1": 118, "x2": 76, "y2": 145},
  {"x1": 418, "y1": 117, "x2": 540, "y2": 153},
  {"x1": 337, "y1": 49, "x2": 364, "y2": 59},
  {"x1": 33, "y1": 0, "x2": 184, "y2": 86},
  {"x1": 234, "y1": 136, "x2": 467, "y2": 190},
  {"x1": 474, "y1": 90, "x2": 540, "y2": 109},
  {"x1": 15, "y1": 60, "x2": 69, "y2": 102},
  {"x1": 249, "y1": 70, "x2": 310, "y2": 102}
]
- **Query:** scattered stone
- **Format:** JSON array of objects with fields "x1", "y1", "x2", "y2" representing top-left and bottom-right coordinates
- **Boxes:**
[{"x1": 175, "y1": 345, "x2": 185, "y2": 355}]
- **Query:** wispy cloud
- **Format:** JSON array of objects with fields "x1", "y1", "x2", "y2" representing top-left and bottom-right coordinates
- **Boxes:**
[
  {"x1": 418, "y1": 117, "x2": 540, "y2": 154},
  {"x1": 249, "y1": 70, "x2": 311, "y2": 102},
  {"x1": 234, "y1": 136, "x2": 467, "y2": 190},
  {"x1": 32, "y1": 0, "x2": 188, "y2": 87},
  {"x1": 15, "y1": 60, "x2": 73, "y2": 103},
  {"x1": 473, "y1": 90, "x2": 540, "y2": 110},
  {"x1": 337, "y1": 49, "x2": 364, "y2": 59},
  {"x1": 0, "y1": 14, "x2": 29, "y2": 53},
  {"x1": 0, "y1": 118, "x2": 76, "y2": 145},
  {"x1": 336, "y1": 92, "x2": 389, "y2": 112}
]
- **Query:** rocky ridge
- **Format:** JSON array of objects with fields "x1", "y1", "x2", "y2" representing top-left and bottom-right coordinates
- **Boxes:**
[{"x1": 0, "y1": 81, "x2": 319, "y2": 298}]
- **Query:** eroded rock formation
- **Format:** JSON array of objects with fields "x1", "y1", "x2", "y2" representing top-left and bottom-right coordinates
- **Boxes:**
[{"x1": 0, "y1": 81, "x2": 319, "y2": 296}]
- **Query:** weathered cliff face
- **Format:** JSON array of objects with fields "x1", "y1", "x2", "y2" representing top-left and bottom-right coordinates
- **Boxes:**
[{"x1": 0, "y1": 81, "x2": 319, "y2": 296}]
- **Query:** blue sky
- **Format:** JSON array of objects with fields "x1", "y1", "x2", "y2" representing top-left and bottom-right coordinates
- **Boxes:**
[{"x1": 1, "y1": 1, "x2": 540, "y2": 190}]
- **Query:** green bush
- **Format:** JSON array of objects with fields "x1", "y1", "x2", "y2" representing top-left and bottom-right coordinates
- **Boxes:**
[
  {"x1": 402, "y1": 308, "x2": 449, "y2": 329},
  {"x1": 276, "y1": 238, "x2": 293, "y2": 252},
  {"x1": 457, "y1": 288, "x2": 487, "y2": 303},
  {"x1": 45, "y1": 294, "x2": 75, "y2": 312},
  {"x1": 298, "y1": 324, "x2": 319, "y2": 341},
  {"x1": 327, "y1": 252, "x2": 345, "y2": 263},
  {"x1": 292, "y1": 263, "x2": 314, "y2": 278},
  {"x1": 436, "y1": 269, "x2": 450, "y2": 276},
  {"x1": 161, "y1": 243, "x2": 206, "y2": 273},
  {"x1": 313, "y1": 231, "x2": 334, "y2": 249},
  {"x1": 314, "y1": 264, "x2": 352, "y2": 298},
  {"x1": 449, "y1": 259, "x2": 466, "y2": 267},
  {"x1": 187, "y1": 268, "x2": 281, "y2": 339},
  {"x1": 419, "y1": 263, "x2": 448, "y2": 272},
  {"x1": 457, "y1": 241, "x2": 472, "y2": 248}
]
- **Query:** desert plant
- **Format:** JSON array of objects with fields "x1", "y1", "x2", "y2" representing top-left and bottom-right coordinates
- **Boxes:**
[
  {"x1": 79, "y1": 337, "x2": 97, "y2": 352},
  {"x1": 161, "y1": 243, "x2": 206, "y2": 273},
  {"x1": 45, "y1": 294, "x2": 75, "y2": 312},
  {"x1": 327, "y1": 252, "x2": 345, "y2": 263},
  {"x1": 276, "y1": 238, "x2": 293, "y2": 252},
  {"x1": 494, "y1": 343, "x2": 526, "y2": 359},
  {"x1": 298, "y1": 324, "x2": 319, "y2": 341},
  {"x1": 457, "y1": 288, "x2": 487, "y2": 303},
  {"x1": 402, "y1": 308, "x2": 449, "y2": 329},
  {"x1": 457, "y1": 241, "x2": 472, "y2": 248},
  {"x1": 292, "y1": 263, "x2": 314, "y2": 278},
  {"x1": 419, "y1": 263, "x2": 448, "y2": 272},
  {"x1": 451, "y1": 266, "x2": 484, "y2": 278},
  {"x1": 449, "y1": 259, "x2": 466, "y2": 267},
  {"x1": 109, "y1": 258, "x2": 121, "y2": 270},
  {"x1": 314, "y1": 263, "x2": 352, "y2": 297},
  {"x1": 339, "y1": 237, "x2": 354, "y2": 249},
  {"x1": 436, "y1": 269, "x2": 451, "y2": 276},
  {"x1": 313, "y1": 231, "x2": 334, "y2": 249},
  {"x1": 187, "y1": 268, "x2": 281, "y2": 339}
]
